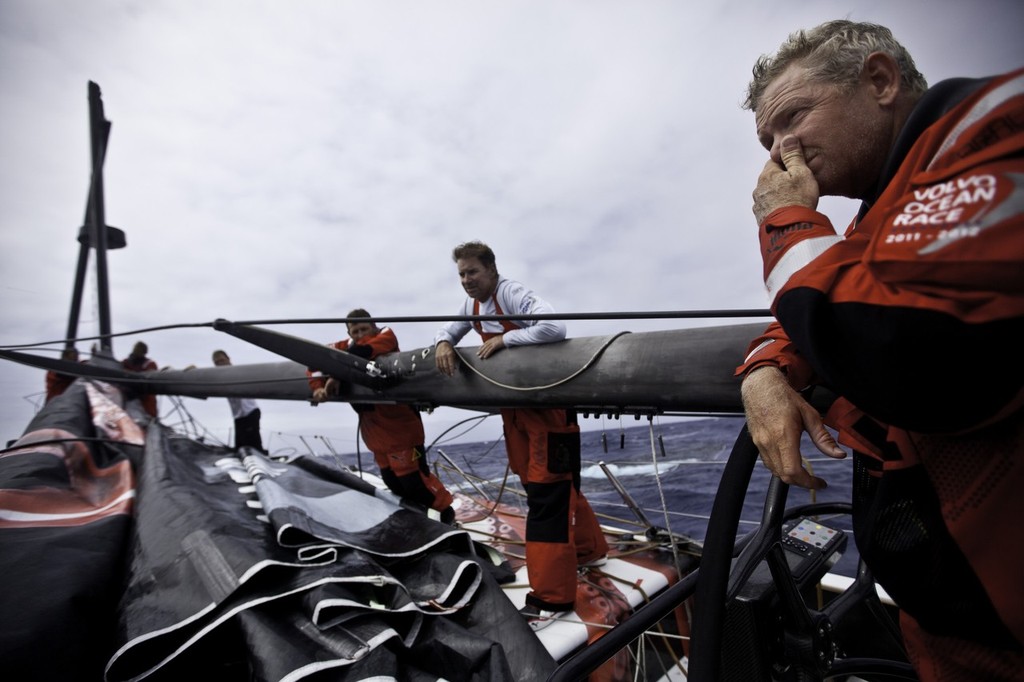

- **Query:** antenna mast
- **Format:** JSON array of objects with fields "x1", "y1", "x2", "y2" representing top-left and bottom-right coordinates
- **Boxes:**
[{"x1": 65, "y1": 81, "x2": 125, "y2": 357}]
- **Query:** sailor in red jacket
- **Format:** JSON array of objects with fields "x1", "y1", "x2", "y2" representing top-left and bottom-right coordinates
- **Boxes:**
[
  {"x1": 736, "y1": 20, "x2": 1023, "y2": 681},
  {"x1": 44, "y1": 347, "x2": 81, "y2": 403},
  {"x1": 121, "y1": 340, "x2": 159, "y2": 418},
  {"x1": 308, "y1": 309, "x2": 454, "y2": 522}
]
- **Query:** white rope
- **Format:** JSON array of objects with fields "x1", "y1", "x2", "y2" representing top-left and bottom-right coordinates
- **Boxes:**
[{"x1": 452, "y1": 331, "x2": 631, "y2": 391}]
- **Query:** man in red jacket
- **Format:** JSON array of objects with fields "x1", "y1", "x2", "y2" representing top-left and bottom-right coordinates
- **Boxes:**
[
  {"x1": 308, "y1": 309, "x2": 454, "y2": 522},
  {"x1": 44, "y1": 347, "x2": 81, "y2": 403},
  {"x1": 122, "y1": 340, "x2": 159, "y2": 418},
  {"x1": 736, "y1": 20, "x2": 1023, "y2": 681}
]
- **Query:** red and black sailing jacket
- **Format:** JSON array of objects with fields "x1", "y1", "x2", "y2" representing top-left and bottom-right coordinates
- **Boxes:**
[{"x1": 737, "y1": 69, "x2": 1024, "y2": 679}]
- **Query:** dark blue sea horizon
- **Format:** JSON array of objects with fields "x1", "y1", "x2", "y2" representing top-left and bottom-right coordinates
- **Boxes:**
[{"x1": 427, "y1": 415, "x2": 860, "y2": 578}]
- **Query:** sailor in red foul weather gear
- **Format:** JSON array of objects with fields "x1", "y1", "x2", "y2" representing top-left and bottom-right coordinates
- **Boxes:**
[
  {"x1": 309, "y1": 311, "x2": 454, "y2": 521},
  {"x1": 737, "y1": 21, "x2": 1023, "y2": 680},
  {"x1": 45, "y1": 347, "x2": 82, "y2": 403},
  {"x1": 122, "y1": 341, "x2": 158, "y2": 418}
]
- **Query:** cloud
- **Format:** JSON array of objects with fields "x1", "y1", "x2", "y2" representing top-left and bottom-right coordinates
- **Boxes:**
[{"x1": 2, "y1": 0, "x2": 1022, "y2": 447}]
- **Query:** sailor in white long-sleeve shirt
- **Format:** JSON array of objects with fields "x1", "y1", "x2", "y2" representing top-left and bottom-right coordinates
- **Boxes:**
[
  {"x1": 434, "y1": 275, "x2": 565, "y2": 355},
  {"x1": 212, "y1": 350, "x2": 265, "y2": 453},
  {"x1": 434, "y1": 241, "x2": 608, "y2": 631}
]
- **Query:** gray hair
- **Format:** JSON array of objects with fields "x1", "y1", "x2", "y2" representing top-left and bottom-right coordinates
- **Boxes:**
[{"x1": 743, "y1": 20, "x2": 928, "y2": 112}]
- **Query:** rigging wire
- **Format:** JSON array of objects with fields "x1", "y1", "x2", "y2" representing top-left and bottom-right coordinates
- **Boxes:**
[
  {"x1": 161, "y1": 395, "x2": 228, "y2": 447},
  {"x1": 228, "y1": 308, "x2": 772, "y2": 326},
  {"x1": 648, "y1": 416, "x2": 685, "y2": 577},
  {"x1": 0, "y1": 308, "x2": 770, "y2": 351},
  {"x1": 425, "y1": 412, "x2": 493, "y2": 453}
]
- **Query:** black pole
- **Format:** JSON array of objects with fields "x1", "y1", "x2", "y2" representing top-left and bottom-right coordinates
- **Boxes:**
[
  {"x1": 86, "y1": 81, "x2": 113, "y2": 355},
  {"x1": 64, "y1": 238, "x2": 90, "y2": 352},
  {"x1": 67, "y1": 103, "x2": 112, "y2": 353},
  {"x1": 685, "y1": 424, "x2": 760, "y2": 682}
]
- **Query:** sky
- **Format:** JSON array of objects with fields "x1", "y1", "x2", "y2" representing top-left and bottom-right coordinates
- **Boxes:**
[{"x1": 1, "y1": 0, "x2": 1022, "y2": 451}]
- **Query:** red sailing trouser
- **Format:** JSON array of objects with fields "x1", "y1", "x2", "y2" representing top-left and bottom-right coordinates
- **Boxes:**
[
  {"x1": 360, "y1": 406, "x2": 454, "y2": 514},
  {"x1": 371, "y1": 445, "x2": 454, "y2": 513},
  {"x1": 502, "y1": 407, "x2": 609, "y2": 611}
]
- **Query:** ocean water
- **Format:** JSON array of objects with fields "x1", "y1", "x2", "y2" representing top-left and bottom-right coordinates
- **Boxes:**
[{"x1": 428, "y1": 415, "x2": 861, "y2": 578}]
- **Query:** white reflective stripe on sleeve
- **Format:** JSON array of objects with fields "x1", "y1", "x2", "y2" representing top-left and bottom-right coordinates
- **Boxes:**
[
  {"x1": 764, "y1": 235, "x2": 844, "y2": 304},
  {"x1": 743, "y1": 338, "x2": 776, "y2": 364}
]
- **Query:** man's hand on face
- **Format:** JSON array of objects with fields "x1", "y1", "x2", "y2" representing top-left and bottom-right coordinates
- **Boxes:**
[{"x1": 752, "y1": 135, "x2": 820, "y2": 224}]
